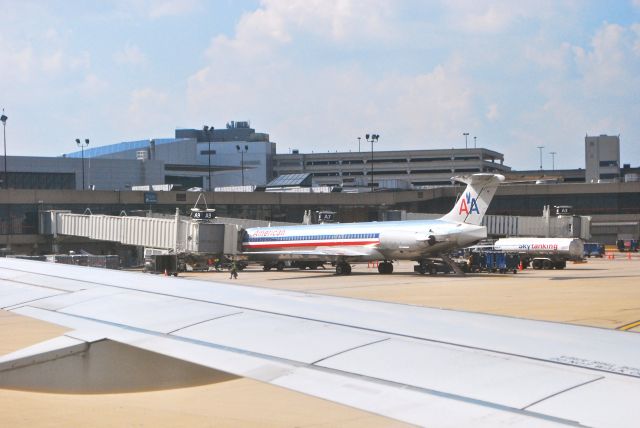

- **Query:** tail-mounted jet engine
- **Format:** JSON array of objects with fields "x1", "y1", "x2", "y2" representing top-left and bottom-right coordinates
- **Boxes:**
[{"x1": 379, "y1": 231, "x2": 446, "y2": 251}]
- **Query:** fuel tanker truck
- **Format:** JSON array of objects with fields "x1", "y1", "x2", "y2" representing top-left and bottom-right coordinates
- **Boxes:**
[{"x1": 493, "y1": 237, "x2": 584, "y2": 270}]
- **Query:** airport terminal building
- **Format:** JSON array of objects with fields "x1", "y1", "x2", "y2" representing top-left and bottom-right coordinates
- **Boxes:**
[
  {"x1": 0, "y1": 125, "x2": 638, "y2": 250},
  {"x1": 273, "y1": 148, "x2": 509, "y2": 187},
  {"x1": 1, "y1": 121, "x2": 511, "y2": 191},
  {"x1": 1, "y1": 123, "x2": 634, "y2": 192}
]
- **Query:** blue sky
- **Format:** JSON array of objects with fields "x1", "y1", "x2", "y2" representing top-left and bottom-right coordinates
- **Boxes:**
[{"x1": 1, "y1": 0, "x2": 639, "y2": 170}]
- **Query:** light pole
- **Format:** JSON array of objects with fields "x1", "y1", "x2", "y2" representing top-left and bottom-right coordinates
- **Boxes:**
[
  {"x1": 537, "y1": 146, "x2": 544, "y2": 170},
  {"x1": 1, "y1": 111, "x2": 7, "y2": 189},
  {"x1": 236, "y1": 144, "x2": 248, "y2": 187},
  {"x1": 463, "y1": 132, "x2": 469, "y2": 149},
  {"x1": 75, "y1": 138, "x2": 89, "y2": 190},
  {"x1": 203, "y1": 125, "x2": 215, "y2": 191},
  {"x1": 473, "y1": 136, "x2": 477, "y2": 148},
  {"x1": 365, "y1": 133, "x2": 379, "y2": 192},
  {"x1": 550, "y1": 151, "x2": 557, "y2": 171},
  {"x1": 357, "y1": 136, "x2": 361, "y2": 152}
]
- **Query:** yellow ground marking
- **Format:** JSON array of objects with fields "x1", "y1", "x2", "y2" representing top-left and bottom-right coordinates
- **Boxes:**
[{"x1": 617, "y1": 320, "x2": 640, "y2": 331}]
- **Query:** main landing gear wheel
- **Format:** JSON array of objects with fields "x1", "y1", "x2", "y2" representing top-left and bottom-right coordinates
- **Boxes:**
[
  {"x1": 335, "y1": 262, "x2": 352, "y2": 275},
  {"x1": 415, "y1": 262, "x2": 437, "y2": 275},
  {"x1": 377, "y1": 261, "x2": 393, "y2": 274}
]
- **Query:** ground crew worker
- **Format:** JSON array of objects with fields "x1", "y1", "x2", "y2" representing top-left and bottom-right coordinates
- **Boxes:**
[{"x1": 229, "y1": 261, "x2": 238, "y2": 279}]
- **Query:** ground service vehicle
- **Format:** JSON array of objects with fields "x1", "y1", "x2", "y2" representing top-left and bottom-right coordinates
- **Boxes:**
[{"x1": 493, "y1": 237, "x2": 584, "y2": 270}]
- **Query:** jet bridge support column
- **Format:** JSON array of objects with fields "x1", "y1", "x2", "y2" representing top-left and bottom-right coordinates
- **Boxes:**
[{"x1": 174, "y1": 208, "x2": 180, "y2": 253}]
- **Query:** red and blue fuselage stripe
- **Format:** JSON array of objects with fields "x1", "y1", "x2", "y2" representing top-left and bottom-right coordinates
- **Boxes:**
[{"x1": 243, "y1": 232, "x2": 380, "y2": 250}]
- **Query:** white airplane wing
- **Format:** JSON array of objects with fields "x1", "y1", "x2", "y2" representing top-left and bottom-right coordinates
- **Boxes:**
[{"x1": 1, "y1": 258, "x2": 640, "y2": 427}]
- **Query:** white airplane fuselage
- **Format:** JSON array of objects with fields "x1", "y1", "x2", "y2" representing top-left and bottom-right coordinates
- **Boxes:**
[
  {"x1": 242, "y1": 219, "x2": 487, "y2": 262},
  {"x1": 241, "y1": 173, "x2": 504, "y2": 274}
]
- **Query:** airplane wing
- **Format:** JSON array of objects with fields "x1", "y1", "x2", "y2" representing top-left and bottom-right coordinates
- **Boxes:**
[{"x1": 1, "y1": 258, "x2": 640, "y2": 427}]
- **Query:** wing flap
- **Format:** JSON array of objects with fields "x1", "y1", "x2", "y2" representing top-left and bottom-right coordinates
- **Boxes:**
[
  {"x1": 0, "y1": 280, "x2": 67, "y2": 308},
  {"x1": 0, "y1": 333, "x2": 236, "y2": 393},
  {"x1": 175, "y1": 311, "x2": 388, "y2": 364},
  {"x1": 526, "y1": 376, "x2": 640, "y2": 428},
  {"x1": 49, "y1": 291, "x2": 242, "y2": 334},
  {"x1": 317, "y1": 337, "x2": 601, "y2": 409},
  {"x1": 0, "y1": 269, "x2": 90, "y2": 292}
]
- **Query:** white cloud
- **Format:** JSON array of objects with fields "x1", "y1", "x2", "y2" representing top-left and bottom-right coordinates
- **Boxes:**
[
  {"x1": 128, "y1": 88, "x2": 168, "y2": 115},
  {"x1": 573, "y1": 23, "x2": 639, "y2": 95},
  {"x1": 486, "y1": 103, "x2": 499, "y2": 121},
  {"x1": 123, "y1": 88, "x2": 181, "y2": 138},
  {"x1": 524, "y1": 42, "x2": 572, "y2": 72},
  {"x1": 503, "y1": 20, "x2": 640, "y2": 169},
  {"x1": 188, "y1": 52, "x2": 475, "y2": 152},
  {"x1": 41, "y1": 50, "x2": 64, "y2": 73},
  {"x1": 69, "y1": 52, "x2": 91, "y2": 70},
  {"x1": 114, "y1": 43, "x2": 147, "y2": 66},
  {"x1": 79, "y1": 73, "x2": 108, "y2": 94},
  {"x1": 441, "y1": 0, "x2": 563, "y2": 34},
  {"x1": 148, "y1": 0, "x2": 200, "y2": 19},
  {"x1": 0, "y1": 38, "x2": 35, "y2": 82},
  {"x1": 206, "y1": 0, "x2": 399, "y2": 61}
]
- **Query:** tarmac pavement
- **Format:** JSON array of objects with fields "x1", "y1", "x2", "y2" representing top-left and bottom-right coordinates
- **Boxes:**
[{"x1": 1, "y1": 255, "x2": 639, "y2": 427}]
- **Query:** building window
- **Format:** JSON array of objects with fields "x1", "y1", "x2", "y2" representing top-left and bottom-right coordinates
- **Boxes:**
[
  {"x1": 410, "y1": 157, "x2": 450, "y2": 162},
  {"x1": 411, "y1": 169, "x2": 452, "y2": 174},
  {"x1": 6, "y1": 172, "x2": 76, "y2": 189},
  {"x1": 599, "y1": 160, "x2": 618, "y2": 167},
  {"x1": 370, "y1": 158, "x2": 406, "y2": 164}
]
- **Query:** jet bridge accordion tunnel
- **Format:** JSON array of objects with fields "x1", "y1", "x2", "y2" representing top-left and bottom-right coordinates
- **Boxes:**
[{"x1": 39, "y1": 210, "x2": 244, "y2": 255}]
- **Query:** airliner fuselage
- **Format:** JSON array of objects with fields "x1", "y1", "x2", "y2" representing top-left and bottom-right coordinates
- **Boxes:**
[
  {"x1": 240, "y1": 173, "x2": 504, "y2": 275},
  {"x1": 242, "y1": 219, "x2": 487, "y2": 261}
]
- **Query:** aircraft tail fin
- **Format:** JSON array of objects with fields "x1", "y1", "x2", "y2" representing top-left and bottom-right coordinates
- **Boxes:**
[{"x1": 441, "y1": 173, "x2": 504, "y2": 225}]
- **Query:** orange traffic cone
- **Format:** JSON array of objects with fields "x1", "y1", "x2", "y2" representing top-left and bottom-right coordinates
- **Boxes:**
[{"x1": 164, "y1": 269, "x2": 168, "y2": 276}]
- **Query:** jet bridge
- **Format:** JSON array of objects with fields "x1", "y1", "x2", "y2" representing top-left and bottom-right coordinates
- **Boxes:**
[{"x1": 39, "y1": 210, "x2": 243, "y2": 255}]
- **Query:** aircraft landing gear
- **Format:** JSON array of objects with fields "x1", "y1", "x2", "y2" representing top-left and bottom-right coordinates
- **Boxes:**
[
  {"x1": 335, "y1": 262, "x2": 352, "y2": 275},
  {"x1": 415, "y1": 261, "x2": 439, "y2": 275},
  {"x1": 377, "y1": 261, "x2": 394, "y2": 274}
]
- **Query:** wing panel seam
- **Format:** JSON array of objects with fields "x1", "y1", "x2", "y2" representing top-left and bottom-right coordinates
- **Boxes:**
[
  {"x1": 310, "y1": 338, "x2": 390, "y2": 365},
  {"x1": 521, "y1": 376, "x2": 605, "y2": 410},
  {"x1": 168, "y1": 311, "x2": 244, "y2": 334}
]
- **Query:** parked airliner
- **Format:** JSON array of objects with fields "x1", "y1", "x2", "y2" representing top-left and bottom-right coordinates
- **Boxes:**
[{"x1": 241, "y1": 173, "x2": 504, "y2": 275}]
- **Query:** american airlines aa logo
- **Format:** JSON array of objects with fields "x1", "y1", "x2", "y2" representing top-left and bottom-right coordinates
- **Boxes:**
[{"x1": 458, "y1": 192, "x2": 480, "y2": 215}]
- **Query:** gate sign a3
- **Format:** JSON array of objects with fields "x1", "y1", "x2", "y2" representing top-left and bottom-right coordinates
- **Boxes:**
[{"x1": 190, "y1": 210, "x2": 215, "y2": 220}]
